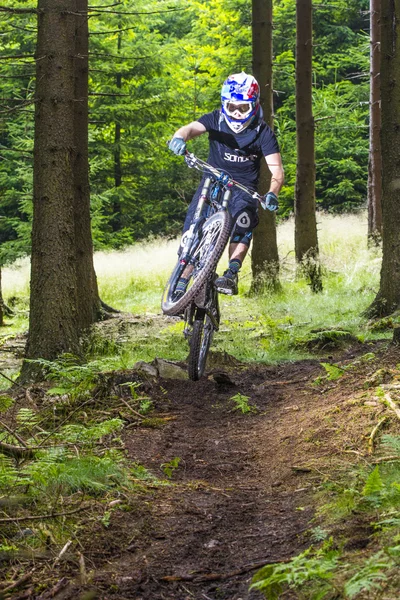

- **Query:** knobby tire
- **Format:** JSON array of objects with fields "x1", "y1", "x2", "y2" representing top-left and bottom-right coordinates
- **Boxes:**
[
  {"x1": 161, "y1": 211, "x2": 232, "y2": 316},
  {"x1": 188, "y1": 317, "x2": 214, "y2": 381}
]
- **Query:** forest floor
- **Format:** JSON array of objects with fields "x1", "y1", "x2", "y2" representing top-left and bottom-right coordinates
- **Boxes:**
[{"x1": 1, "y1": 317, "x2": 399, "y2": 600}]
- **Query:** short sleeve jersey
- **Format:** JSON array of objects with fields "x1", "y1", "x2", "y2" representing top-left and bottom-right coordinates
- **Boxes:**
[{"x1": 197, "y1": 109, "x2": 279, "y2": 191}]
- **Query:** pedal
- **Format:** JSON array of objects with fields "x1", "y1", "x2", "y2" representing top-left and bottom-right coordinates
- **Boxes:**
[{"x1": 215, "y1": 286, "x2": 234, "y2": 296}]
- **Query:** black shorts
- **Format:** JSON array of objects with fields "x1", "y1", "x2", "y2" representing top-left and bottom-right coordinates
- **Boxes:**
[{"x1": 183, "y1": 182, "x2": 259, "y2": 244}]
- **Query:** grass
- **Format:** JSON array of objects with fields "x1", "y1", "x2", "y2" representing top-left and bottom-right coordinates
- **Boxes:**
[{"x1": 1, "y1": 212, "x2": 389, "y2": 370}]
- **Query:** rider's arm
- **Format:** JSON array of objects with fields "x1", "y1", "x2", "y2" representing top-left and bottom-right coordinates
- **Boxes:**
[
  {"x1": 173, "y1": 121, "x2": 207, "y2": 142},
  {"x1": 265, "y1": 153, "x2": 285, "y2": 196}
]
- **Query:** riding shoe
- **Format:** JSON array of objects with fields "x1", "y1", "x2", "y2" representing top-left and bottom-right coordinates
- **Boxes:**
[{"x1": 214, "y1": 269, "x2": 238, "y2": 295}]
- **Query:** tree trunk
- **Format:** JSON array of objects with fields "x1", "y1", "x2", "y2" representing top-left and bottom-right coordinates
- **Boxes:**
[
  {"x1": 111, "y1": 25, "x2": 123, "y2": 232},
  {"x1": 366, "y1": 0, "x2": 400, "y2": 318},
  {"x1": 251, "y1": 0, "x2": 280, "y2": 293},
  {"x1": 0, "y1": 267, "x2": 4, "y2": 326},
  {"x1": 25, "y1": 0, "x2": 79, "y2": 368},
  {"x1": 294, "y1": 0, "x2": 322, "y2": 293},
  {"x1": 74, "y1": 0, "x2": 101, "y2": 330},
  {"x1": 367, "y1": 0, "x2": 382, "y2": 244},
  {"x1": 21, "y1": 0, "x2": 100, "y2": 379}
]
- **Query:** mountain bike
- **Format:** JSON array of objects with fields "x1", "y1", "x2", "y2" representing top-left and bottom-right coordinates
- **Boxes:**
[{"x1": 161, "y1": 152, "x2": 267, "y2": 380}]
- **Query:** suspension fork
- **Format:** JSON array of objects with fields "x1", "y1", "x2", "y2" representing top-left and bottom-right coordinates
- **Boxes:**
[
  {"x1": 179, "y1": 177, "x2": 212, "y2": 279},
  {"x1": 180, "y1": 178, "x2": 211, "y2": 258}
]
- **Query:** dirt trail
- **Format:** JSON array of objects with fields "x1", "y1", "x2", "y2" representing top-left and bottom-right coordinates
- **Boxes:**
[
  {"x1": 61, "y1": 358, "x2": 326, "y2": 600},
  {"x1": 3, "y1": 331, "x2": 390, "y2": 599}
]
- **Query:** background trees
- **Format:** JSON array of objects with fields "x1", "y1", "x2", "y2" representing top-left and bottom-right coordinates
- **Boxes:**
[
  {"x1": 294, "y1": 0, "x2": 322, "y2": 292},
  {"x1": 367, "y1": 0, "x2": 400, "y2": 317},
  {"x1": 251, "y1": 0, "x2": 280, "y2": 291},
  {"x1": 0, "y1": 0, "x2": 371, "y2": 262}
]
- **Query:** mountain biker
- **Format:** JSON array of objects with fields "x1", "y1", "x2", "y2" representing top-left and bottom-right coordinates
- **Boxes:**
[{"x1": 168, "y1": 71, "x2": 284, "y2": 296}]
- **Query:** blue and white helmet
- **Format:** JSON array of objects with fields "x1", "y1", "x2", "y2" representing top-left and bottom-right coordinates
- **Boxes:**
[{"x1": 221, "y1": 72, "x2": 260, "y2": 133}]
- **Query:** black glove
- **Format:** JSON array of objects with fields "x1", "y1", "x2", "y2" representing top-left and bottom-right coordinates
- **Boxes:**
[
  {"x1": 168, "y1": 136, "x2": 186, "y2": 155},
  {"x1": 263, "y1": 191, "x2": 279, "y2": 212}
]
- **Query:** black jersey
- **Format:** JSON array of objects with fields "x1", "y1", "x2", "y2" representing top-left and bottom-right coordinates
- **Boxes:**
[{"x1": 197, "y1": 109, "x2": 279, "y2": 191}]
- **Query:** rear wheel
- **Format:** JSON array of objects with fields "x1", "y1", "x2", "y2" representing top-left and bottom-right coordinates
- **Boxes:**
[
  {"x1": 188, "y1": 316, "x2": 214, "y2": 381},
  {"x1": 161, "y1": 211, "x2": 232, "y2": 316}
]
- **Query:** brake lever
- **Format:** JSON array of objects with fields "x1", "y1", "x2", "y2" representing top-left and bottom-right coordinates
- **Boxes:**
[{"x1": 184, "y1": 152, "x2": 197, "y2": 169}]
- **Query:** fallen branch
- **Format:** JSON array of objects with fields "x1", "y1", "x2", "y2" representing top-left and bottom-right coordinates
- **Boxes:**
[
  {"x1": 0, "y1": 441, "x2": 34, "y2": 459},
  {"x1": 119, "y1": 398, "x2": 145, "y2": 420},
  {"x1": 368, "y1": 416, "x2": 388, "y2": 454},
  {"x1": 0, "y1": 371, "x2": 26, "y2": 390},
  {"x1": 36, "y1": 577, "x2": 69, "y2": 600},
  {"x1": 79, "y1": 552, "x2": 88, "y2": 584},
  {"x1": 382, "y1": 393, "x2": 400, "y2": 420},
  {"x1": 0, "y1": 419, "x2": 29, "y2": 447},
  {"x1": 161, "y1": 557, "x2": 292, "y2": 583},
  {"x1": 0, "y1": 569, "x2": 35, "y2": 594},
  {"x1": 291, "y1": 465, "x2": 312, "y2": 473},
  {"x1": 52, "y1": 540, "x2": 72, "y2": 568}
]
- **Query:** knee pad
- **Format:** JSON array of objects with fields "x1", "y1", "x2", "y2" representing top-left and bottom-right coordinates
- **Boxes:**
[{"x1": 230, "y1": 208, "x2": 258, "y2": 246}]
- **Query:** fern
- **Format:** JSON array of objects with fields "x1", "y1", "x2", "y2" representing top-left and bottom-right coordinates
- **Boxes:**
[
  {"x1": 344, "y1": 552, "x2": 390, "y2": 598},
  {"x1": 23, "y1": 455, "x2": 128, "y2": 496},
  {"x1": 30, "y1": 355, "x2": 98, "y2": 399},
  {"x1": 0, "y1": 395, "x2": 14, "y2": 413},
  {"x1": 381, "y1": 434, "x2": 400, "y2": 457},
  {"x1": 362, "y1": 466, "x2": 384, "y2": 497},
  {"x1": 16, "y1": 408, "x2": 38, "y2": 428},
  {"x1": 54, "y1": 419, "x2": 124, "y2": 444},
  {"x1": 251, "y1": 542, "x2": 339, "y2": 599},
  {"x1": 0, "y1": 454, "x2": 19, "y2": 489}
]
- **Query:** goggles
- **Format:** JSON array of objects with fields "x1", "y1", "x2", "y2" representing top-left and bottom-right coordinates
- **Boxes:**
[{"x1": 223, "y1": 101, "x2": 254, "y2": 119}]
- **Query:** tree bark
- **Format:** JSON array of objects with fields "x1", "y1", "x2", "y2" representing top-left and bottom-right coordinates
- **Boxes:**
[
  {"x1": 251, "y1": 0, "x2": 280, "y2": 293},
  {"x1": 367, "y1": 0, "x2": 382, "y2": 243},
  {"x1": 0, "y1": 267, "x2": 4, "y2": 326},
  {"x1": 25, "y1": 0, "x2": 79, "y2": 367},
  {"x1": 294, "y1": 0, "x2": 322, "y2": 292},
  {"x1": 74, "y1": 0, "x2": 101, "y2": 330},
  {"x1": 21, "y1": 0, "x2": 100, "y2": 379},
  {"x1": 367, "y1": 0, "x2": 400, "y2": 318},
  {"x1": 111, "y1": 22, "x2": 123, "y2": 232}
]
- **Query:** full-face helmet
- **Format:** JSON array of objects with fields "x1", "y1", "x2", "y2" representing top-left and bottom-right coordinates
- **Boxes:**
[{"x1": 221, "y1": 72, "x2": 260, "y2": 134}]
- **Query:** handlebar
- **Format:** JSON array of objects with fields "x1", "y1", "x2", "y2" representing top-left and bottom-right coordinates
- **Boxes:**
[{"x1": 184, "y1": 152, "x2": 268, "y2": 210}]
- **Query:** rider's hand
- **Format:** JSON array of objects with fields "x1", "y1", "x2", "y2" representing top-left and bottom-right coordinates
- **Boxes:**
[
  {"x1": 263, "y1": 191, "x2": 279, "y2": 212},
  {"x1": 168, "y1": 136, "x2": 186, "y2": 156}
]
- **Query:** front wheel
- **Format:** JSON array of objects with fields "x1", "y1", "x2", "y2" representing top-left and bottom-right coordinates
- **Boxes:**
[
  {"x1": 161, "y1": 211, "x2": 232, "y2": 316},
  {"x1": 188, "y1": 317, "x2": 214, "y2": 381}
]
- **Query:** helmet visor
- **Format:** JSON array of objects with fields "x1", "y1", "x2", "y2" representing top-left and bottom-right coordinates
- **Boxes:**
[{"x1": 223, "y1": 101, "x2": 254, "y2": 119}]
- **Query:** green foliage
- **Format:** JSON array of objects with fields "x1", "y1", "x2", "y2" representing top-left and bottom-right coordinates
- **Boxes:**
[
  {"x1": 161, "y1": 457, "x2": 181, "y2": 479},
  {"x1": 362, "y1": 466, "x2": 384, "y2": 498},
  {"x1": 53, "y1": 419, "x2": 124, "y2": 445},
  {"x1": 230, "y1": 393, "x2": 255, "y2": 414},
  {"x1": 120, "y1": 382, "x2": 154, "y2": 415},
  {"x1": 251, "y1": 541, "x2": 339, "y2": 599},
  {"x1": 320, "y1": 362, "x2": 345, "y2": 381},
  {"x1": 0, "y1": 395, "x2": 14, "y2": 413},
  {"x1": 0, "y1": 0, "x2": 371, "y2": 253},
  {"x1": 31, "y1": 354, "x2": 99, "y2": 399},
  {"x1": 23, "y1": 455, "x2": 128, "y2": 496},
  {"x1": 343, "y1": 552, "x2": 391, "y2": 598},
  {"x1": 269, "y1": 434, "x2": 400, "y2": 599}
]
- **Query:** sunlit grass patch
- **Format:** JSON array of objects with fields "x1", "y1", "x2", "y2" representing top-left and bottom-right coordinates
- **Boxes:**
[
  {"x1": 0, "y1": 212, "x2": 388, "y2": 366},
  {"x1": 94, "y1": 238, "x2": 178, "y2": 314}
]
